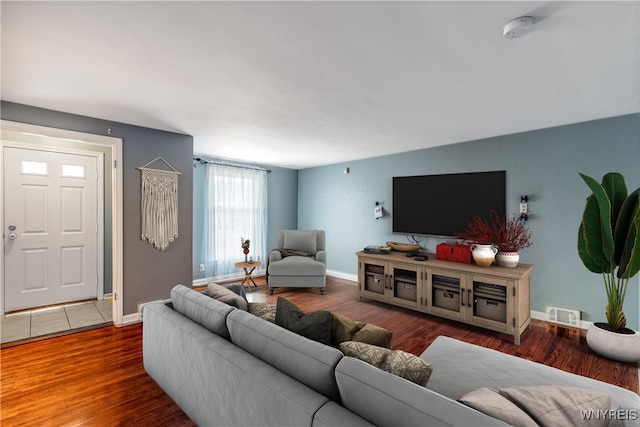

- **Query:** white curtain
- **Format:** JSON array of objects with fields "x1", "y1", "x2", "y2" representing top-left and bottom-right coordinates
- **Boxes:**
[{"x1": 203, "y1": 164, "x2": 268, "y2": 278}]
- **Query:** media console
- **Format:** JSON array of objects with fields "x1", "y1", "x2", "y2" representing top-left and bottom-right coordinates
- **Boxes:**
[{"x1": 356, "y1": 251, "x2": 533, "y2": 345}]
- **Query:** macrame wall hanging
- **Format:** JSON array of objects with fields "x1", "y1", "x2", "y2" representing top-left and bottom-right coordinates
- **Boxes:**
[{"x1": 137, "y1": 157, "x2": 180, "y2": 251}]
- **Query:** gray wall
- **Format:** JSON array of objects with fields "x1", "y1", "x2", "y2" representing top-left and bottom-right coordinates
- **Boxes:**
[
  {"x1": 298, "y1": 113, "x2": 640, "y2": 330},
  {"x1": 2, "y1": 101, "x2": 193, "y2": 315},
  {"x1": 192, "y1": 156, "x2": 298, "y2": 280}
]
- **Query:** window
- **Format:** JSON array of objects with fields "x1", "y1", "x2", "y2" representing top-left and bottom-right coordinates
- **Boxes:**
[
  {"x1": 20, "y1": 160, "x2": 48, "y2": 176},
  {"x1": 203, "y1": 164, "x2": 267, "y2": 277},
  {"x1": 61, "y1": 164, "x2": 86, "y2": 178}
]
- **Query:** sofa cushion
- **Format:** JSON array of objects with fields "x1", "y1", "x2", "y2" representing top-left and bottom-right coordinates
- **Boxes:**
[
  {"x1": 283, "y1": 229, "x2": 317, "y2": 254},
  {"x1": 275, "y1": 297, "x2": 332, "y2": 345},
  {"x1": 335, "y1": 357, "x2": 509, "y2": 427},
  {"x1": 339, "y1": 341, "x2": 432, "y2": 386},
  {"x1": 420, "y1": 336, "x2": 640, "y2": 413},
  {"x1": 459, "y1": 386, "x2": 611, "y2": 427},
  {"x1": 227, "y1": 308, "x2": 343, "y2": 402},
  {"x1": 170, "y1": 284, "x2": 234, "y2": 340},
  {"x1": 205, "y1": 282, "x2": 248, "y2": 311}
]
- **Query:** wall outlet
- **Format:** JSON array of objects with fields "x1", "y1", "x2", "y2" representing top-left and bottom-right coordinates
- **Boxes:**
[{"x1": 199, "y1": 264, "x2": 205, "y2": 272}]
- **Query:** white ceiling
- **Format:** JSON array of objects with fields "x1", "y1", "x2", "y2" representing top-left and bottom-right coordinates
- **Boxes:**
[{"x1": 2, "y1": 1, "x2": 639, "y2": 169}]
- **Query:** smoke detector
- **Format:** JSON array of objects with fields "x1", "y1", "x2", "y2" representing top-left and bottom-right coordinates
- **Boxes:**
[{"x1": 502, "y1": 16, "x2": 535, "y2": 39}]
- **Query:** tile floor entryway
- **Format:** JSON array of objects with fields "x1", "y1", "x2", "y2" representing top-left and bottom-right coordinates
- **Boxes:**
[{"x1": 1, "y1": 299, "x2": 112, "y2": 344}]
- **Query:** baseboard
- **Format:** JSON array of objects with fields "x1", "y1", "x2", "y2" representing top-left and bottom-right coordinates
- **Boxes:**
[
  {"x1": 121, "y1": 313, "x2": 141, "y2": 326},
  {"x1": 327, "y1": 269, "x2": 358, "y2": 282}
]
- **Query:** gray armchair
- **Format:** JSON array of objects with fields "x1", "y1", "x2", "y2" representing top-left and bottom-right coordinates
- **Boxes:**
[{"x1": 267, "y1": 230, "x2": 326, "y2": 295}]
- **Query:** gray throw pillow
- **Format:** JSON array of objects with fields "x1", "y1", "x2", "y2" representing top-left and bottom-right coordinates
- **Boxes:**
[
  {"x1": 275, "y1": 297, "x2": 332, "y2": 345},
  {"x1": 205, "y1": 282, "x2": 248, "y2": 311}
]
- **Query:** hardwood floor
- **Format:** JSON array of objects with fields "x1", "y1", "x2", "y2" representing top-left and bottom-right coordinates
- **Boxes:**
[{"x1": 1, "y1": 276, "x2": 637, "y2": 426}]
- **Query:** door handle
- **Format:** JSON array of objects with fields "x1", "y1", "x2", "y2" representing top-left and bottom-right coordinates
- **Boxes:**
[{"x1": 7, "y1": 225, "x2": 17, "y2": 240}]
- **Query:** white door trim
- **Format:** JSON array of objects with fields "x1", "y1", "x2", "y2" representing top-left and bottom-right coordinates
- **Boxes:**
[{"x1": 1, "y1": 121, "x2": 124, "y2": 326}]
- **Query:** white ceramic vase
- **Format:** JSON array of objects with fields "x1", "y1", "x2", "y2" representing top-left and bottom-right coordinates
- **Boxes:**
[
  {"x1": 496, "y1": 251, "x2": 519, "y2": 268},
  {"x1": 586, "y1": 323, "x2": 640, "y2": 363},
  {"x1": 470, "y1": 244, "x2": 498, "y2": 268}
]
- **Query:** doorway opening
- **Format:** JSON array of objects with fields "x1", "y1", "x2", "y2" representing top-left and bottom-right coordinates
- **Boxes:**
[{"x1": 1, "y1": 122, "x2": 123, "y2": 330}]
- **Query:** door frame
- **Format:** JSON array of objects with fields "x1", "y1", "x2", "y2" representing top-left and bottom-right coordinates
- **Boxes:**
[{"x1": 1, "y1": 121, "x2": 124, "y2": 326}]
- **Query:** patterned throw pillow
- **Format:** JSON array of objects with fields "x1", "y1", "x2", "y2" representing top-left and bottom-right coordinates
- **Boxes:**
[
  {"x1": 248, "y1": 302, "x2": 277, "y2": 323},
  {"x1": 339, "y1": 341, "x2": 433, "y2": 386}
]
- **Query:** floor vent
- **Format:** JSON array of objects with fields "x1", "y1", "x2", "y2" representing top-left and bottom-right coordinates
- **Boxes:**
[{"x1": 546, "y1": 305, "x2": 581, "y2": 327}]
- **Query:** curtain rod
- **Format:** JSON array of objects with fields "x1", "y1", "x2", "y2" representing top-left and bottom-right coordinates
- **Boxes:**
[{"x1": 193, "y1": 157, "x2": 271, "y2": 173}]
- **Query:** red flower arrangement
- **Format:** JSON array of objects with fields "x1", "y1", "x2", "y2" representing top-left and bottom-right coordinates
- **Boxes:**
[{"x1": 455, "y1": 211, "x2": 532, "y2": 252}]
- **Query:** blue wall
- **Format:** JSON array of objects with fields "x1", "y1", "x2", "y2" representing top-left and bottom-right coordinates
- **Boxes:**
[
  {"x1": 192, "y1": 156, "x2": 298, "y2": 280},
  {"x1": 298, "y1": 113, "x2": 640, "y2": 330}
]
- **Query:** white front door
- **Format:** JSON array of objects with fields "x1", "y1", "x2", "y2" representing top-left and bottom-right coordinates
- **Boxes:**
[{"x1": 3, "y1": 147, "x2": 100, "y2": 312}]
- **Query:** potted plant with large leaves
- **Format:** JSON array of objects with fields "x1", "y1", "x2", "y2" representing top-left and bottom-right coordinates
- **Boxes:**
[{"x1": 578, "y1": 172, "x2": 640, "y2": 363}]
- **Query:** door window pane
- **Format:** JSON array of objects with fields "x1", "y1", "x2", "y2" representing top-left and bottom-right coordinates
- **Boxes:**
[
  {"x1": 61, "y1": 164, "x2": 85, "y2": 178},
  {"x1": 21, "y1": 160, "x2": 48, "y2": 176}
]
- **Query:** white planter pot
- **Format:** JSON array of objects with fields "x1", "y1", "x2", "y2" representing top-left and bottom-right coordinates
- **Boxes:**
[
  {"x1": 586, "y1": 323, "x2": 640, "y2": 363},
  {"x1": 496, "y1": 251, "x2": 519, "y2": 268},
  {"x1": 470, "y1": 244, "x2": 497, "y2": 267}
]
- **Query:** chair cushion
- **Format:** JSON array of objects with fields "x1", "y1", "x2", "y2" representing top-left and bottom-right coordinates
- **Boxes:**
[
  {"x1": 269, "y1": 256, "x2": 325, "y2": 276},
  {"x1": 283, "y1": 230, "x2": 317, "y2": 254}
]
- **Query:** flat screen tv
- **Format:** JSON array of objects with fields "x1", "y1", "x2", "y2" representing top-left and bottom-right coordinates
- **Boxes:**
[{"x1": 392, "y1": 171, "x2": 506, "y2": 237}]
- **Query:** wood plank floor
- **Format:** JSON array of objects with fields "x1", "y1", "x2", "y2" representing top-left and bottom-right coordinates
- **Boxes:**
[{"x1": 1, "y1": 276, "x2": 637, "y2": 426}]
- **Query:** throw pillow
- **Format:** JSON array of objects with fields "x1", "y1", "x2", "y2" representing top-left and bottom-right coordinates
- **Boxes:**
[
  {"x1": 283, "y1": 230, "x2": 317, "y2": 254},
  {"x1": 330, "y1": 312, "x2": 393, "y2": 349},
  {"x1": 352, "y1": 323, "x2": 393, "y2": 349},
  {"x1": 331, "y1": 312, "x2": 363, "y2": 346},
  {"x1": 339, "y1": 341, "x2": 433, "y2": 386},
  {"x1": 205, "y1": 283, "x2": 248, "y2": 311},
  {"x1": 382, "y1": 349, "x2": 433, "y2": 387},
  {"x1": 275, "y1": 297, "x2": 332, "y2": 345},
  {"x1": 248, "y1": 302, "x2": 277, "y2": 323},
  {"x1": 459, "y1": 386, "x2": 611, "y2": 427}
]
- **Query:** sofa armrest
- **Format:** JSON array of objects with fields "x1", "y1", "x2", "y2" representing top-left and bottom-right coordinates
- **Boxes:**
[
  {"x1": 315, "y1": 250, "x2": 326, "y2": 264},
  {"x1": 269, "y1": 249, "x2": 283, "y2": 263}
]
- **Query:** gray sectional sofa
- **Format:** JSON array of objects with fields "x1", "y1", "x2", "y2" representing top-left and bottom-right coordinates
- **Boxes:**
[{"x1": 143, "y1": 284, "x2": 640, "y2": 427}]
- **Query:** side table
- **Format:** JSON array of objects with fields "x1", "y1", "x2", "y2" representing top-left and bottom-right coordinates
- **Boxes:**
[{"x1": 234, "y1": 261, "x2": 262, "y2": 291}]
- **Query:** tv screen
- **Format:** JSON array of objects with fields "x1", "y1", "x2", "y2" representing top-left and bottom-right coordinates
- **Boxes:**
[{"x1": 392, "y1": 171, "x2": 506, "y2": 237}]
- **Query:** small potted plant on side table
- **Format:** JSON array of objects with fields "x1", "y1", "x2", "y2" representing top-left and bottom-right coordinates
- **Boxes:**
[{"x1": 241, "y1": 237, "x2": 251, "y2": 262}]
